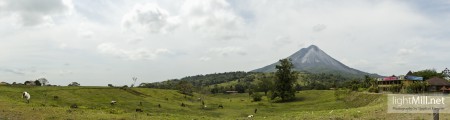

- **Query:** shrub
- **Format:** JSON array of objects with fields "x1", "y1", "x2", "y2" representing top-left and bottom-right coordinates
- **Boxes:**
[
  {"x1": 368, "y1": 86, "x2": 379, "y2": 93},
  {"x1": 251, "y1": 93, "x2": 263, "y2": 102}
]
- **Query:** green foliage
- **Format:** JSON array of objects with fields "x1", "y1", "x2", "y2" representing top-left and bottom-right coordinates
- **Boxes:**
[
  {"x1": 140, "y1": 71, "x2": 252, "y2": 90},
  {"x1": 68, "y1": 82, "x2": 80, "y2": 86},
  {"x1": 256, "y1": 75, "x2": 274, "y2": 95},
  {"x1": 234, "y1": 83, "x2": 246, "y2": 93},
  {"x1": 363, "y1": 75, "x2": 371, "y2": 88},
  {"x1": 34, "y1": 80, "x2": 42, "y2": 86},
  {"x1": 367, "y1": 86, "x2": 378, "y2": 93},
  {"x1": 177, "y1": 80, "x2": 194, "y2": 96},
  {"x1": 271, "y1": 59, "x2": 297, "y2": 101},
  {"x1": 411, "y1": 69, "x2": 444, "y2": 80},
  {"x1": 405, "y1": 82, "x2": 429, "y2": 93},
  {"x1": 389, "y1": 85, "x2": 402, "y2": 93},
  {"x1": 251, "y1": 92, "x2": 263, "y2": 102},
  {"x1": 348, "y1": 80, "x2": 360, "y2": 91},
  {"x1": 303, "y1": 73, "x2": 358, "y2": 90}
]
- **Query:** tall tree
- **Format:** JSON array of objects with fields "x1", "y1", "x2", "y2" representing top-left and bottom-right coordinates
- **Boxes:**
[
  {"x1": 177, "y1": 80, "x2": 194, "y2": 96},
  {"x1": 131, "y1": 77, "x2": 137, "y2": 88},
  {"x1": 271, "y1": 58, "x2": 297, "y2": 101}
]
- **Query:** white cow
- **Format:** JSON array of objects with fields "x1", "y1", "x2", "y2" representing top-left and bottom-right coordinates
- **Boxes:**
[
  {"x1": 111, "y1": 100, "x2": 117, "y2": 105},
  {"x1": 22, "y1": 91, "x2": 30, "y2": 103}
]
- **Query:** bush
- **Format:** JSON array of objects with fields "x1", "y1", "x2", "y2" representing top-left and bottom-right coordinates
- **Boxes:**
[
  {"x1": 251, "y1": 93, "x2": 263, "y2": 102},
  {"x1": 368, "y1": 86, "x2": 379, "y2": 93}
]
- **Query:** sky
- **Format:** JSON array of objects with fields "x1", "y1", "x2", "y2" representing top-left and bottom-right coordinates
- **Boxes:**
[{"x1": 0, "y1": 0, "x2": 450, "y2": 86}]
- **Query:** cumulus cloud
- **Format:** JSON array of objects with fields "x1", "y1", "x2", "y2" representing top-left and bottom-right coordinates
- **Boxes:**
[
  {"x1": 209, "y1": 47, "x2": 247, "y2": 56},
  {"x1": 0, "y1": 0, "x2": 72, "y2": 26},
  {"x1": 181, "y1": 0, "x2": 245, "y2": 40},
  {"x1": 122, "y1": 3, "x2": 179, "y2": 34},
  {"x1": 97, "y1": 43, "x2": 173, "y2": 60}
]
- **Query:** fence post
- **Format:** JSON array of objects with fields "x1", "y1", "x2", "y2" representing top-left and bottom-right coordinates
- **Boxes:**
[{"x1": 433, "y1": 108, "x2": 439, "y2": 120}]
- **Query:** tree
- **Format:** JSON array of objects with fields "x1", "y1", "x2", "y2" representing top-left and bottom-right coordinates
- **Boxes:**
[
  {"x1": 34, "y1": 80, "x2": 42, "y2": 86},
  {"x1": 271, "y1": 58, "x2": 298, "y2": 101},
  {"x1": 68, "y1": 82, "x2": 80, "y2": 86},
  {"x1": 363, "y1": 75, "x2": 371, "y2": 88},
  {"x1": 251, "y1": 92, "x2": 263, "y2": 102},
  {"x1": 37, "y1": 78, "x2": 49, "y2": 86},
  {"x1": 257, "y1": 76, "x2": 274, "y2": 96},
  {"x1": 130, "y1": 77, "x2": 137, "y2": 88},
  {"x1": 24, "y1": 81, "x2": 32, "y2": 85},
  {"x1": 234, "y1": 83, "x2": 246, "y2": 93},
  {"x1": 108, "y1": 84, "x2": 114, "y2": 87},
  {"x1": 412, "y1": 69, "x2": 443, "y2": 80},
  {"x1": 177, "y1": 80, "x2": 194, "y2": 96}
]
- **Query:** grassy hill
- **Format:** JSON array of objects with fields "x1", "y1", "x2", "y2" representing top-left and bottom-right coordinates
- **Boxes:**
[{"x1": 0, "y1": 85, "x2": 444, "y2": 119}]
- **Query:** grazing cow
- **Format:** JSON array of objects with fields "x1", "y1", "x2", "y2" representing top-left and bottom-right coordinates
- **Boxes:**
[
  {"x1": 110, "y1": 100, "x2": 117, "y2": 106},
  {"x1": 135, "y1": 108, "x2": 143, "y2": 112},
  {"x1": 22, "y1": 91, "x2": 30, "y2": 103},
  {"x1": 248, "y1": 115, "x2": 254, "y2": 118},
  {"x1": 218, "y1": 104, "x2": 223, "y2": 109},
  {"x1": 181, "y1": 103, "x2": 186, "y2": 107}
]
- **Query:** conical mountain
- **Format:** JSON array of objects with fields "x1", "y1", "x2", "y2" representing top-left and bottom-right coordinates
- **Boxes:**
[{"x1": 251, "y1": 45, "x2": 371, "y2": 76}]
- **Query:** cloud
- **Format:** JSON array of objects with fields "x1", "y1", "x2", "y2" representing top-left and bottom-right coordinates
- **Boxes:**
[
  {"x1": 273, "y1": 36, "x2": 292, "y2": 46},
  {"x1": 397, "y1": 48, "x2": 414, "y2": 56},
  {"x1": 209, "y1": 47, "x2": 247, "y2": 56},
  {"x1": 181, "y1": 0, "x2": 245, "y2": 40},
  {"x1": 0, "y1": 68, "x2": 25, "y2": 75},
  {"x1": 0, "y1": 0, "x2": 72, "y2": 26},
  {"x1": 122, "y1": 3, "x2": 179, "y2": 34},
  {"x1": 313, "y1": 24, "x2": 327, "y2": 32},
  {"x1": 199, "y1": 56, "x2": 211, "y2": 61},
  {"x1": 97, "y1": 43, "x2": 173, "y2": 60}
]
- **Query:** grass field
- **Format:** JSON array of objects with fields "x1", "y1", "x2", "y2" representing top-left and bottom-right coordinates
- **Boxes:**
[{"x1": 0, "y1": 85, "x2": 447, "y2": 120}]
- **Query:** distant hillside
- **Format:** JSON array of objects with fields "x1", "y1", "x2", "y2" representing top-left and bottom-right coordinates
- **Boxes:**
[
  {"x1": 252, "y1": 45, "x2": 377, "y2": 77},
  {"x1": 139, "y1": 71, "x2": 254, "y2": 89}
]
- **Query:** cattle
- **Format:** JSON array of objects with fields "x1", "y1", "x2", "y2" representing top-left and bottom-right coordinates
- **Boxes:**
[
  {"x1": 22, "y1": 91, "x2": 30, "y2": 103},
  {"x1": 110, "y1": 100, "x2": 117, "y2": 106}
]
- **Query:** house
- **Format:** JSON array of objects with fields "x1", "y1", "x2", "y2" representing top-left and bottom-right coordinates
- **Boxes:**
[
  {"x1": 426, "y1": 77, "x2": 450, "y2": 92},
  {"x1": 0, "y1": 81, "x2": 9, "y2": 85},
  {"x1": 377, "y1": 74, "x2": 423, "y2": 92}
]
